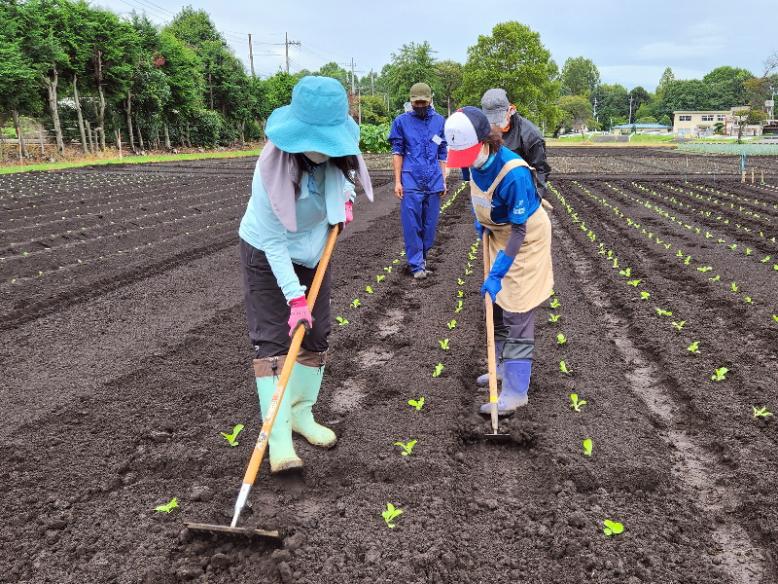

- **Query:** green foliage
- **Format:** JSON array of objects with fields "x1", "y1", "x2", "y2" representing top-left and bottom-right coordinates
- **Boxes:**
[
  {"x1": 548, "y1": 313, "x2": 561, "y2": 323},
  {"x1": 393, "y1": 439, "x2": 417, "y2": 456},
  {"x1": 556, "y1": 332, "x2": 567, "y2": 346},
  {"x1": 687, "y1": 341, "x2": 700, "y2": 354},
  {"x1": 752, "y1": 406, "x2": 773, "y2": 419},
  {"x1": 438, "y1": 338, "x2": 450, "y2": 351},
  {"x1": 358, "y1": 123, "x2": 391, "y2": 153},
  {"x1": 560, "y1": 57, "x2": 600, "y2": 96},
  {"x1": 671, "y1": 320, "x2": 686, "y2": 331},
  {"x1": 603, "y1": 519, "x2": 624, "y2": 536},
  {"x1": 382, "y1": 503, "x2": 403, "y2": 528},
  {"x1": 446, "y1": 319, "x2": 457, "y2": 330},
  {"x1": 559, "y1": 360, "x2": 572, "y2": 375},
  {"x1": 335, "y1": 316, "x2": 349, "y2": 326},
  {"x1": 711, "y1": 367, "x2": 729, "y2": 382},
  {"x1": 382, "y1": 41, "x2": 441, "y2": 112},
  {"x1": 569, "y1": 393, "x2": 587, "y2": 412},
  {"x1": 220, "y1": 423, "x2": 244, "y2": 447},
  {"x1": 582, "y1": 438, "x2": 593, "y2": 457},
  {"x1": 408, "y1": 397, "x2": 425, "y2": 411},
  {"x1": 557, "y1": 95, "x2": 593, "y2": 134},
  {"x1": 154, "y1": 497, "x2": 179, "y2": 513},
  {"x1": 432, "y1": 363, "x2": 445, "y2": 378}
]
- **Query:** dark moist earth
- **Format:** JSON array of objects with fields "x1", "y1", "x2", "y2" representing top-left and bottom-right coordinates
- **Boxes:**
[{"x1": 1, "y1": 153, "x2": 777, "y2": 584}]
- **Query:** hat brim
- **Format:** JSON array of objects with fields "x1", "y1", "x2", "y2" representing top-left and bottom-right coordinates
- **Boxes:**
[
  {"x1": 484, "y1": 108, "x2": 508, "y2": 126},
  {"x1": 265, "y1": 105, "x2": 361, "y2": 157},
  {"x1": 446, "y1": 142, "x2": 482, "y2": 168},
  {"x1": 410, "y1": 96, "x2": 431, "y2": 104}
]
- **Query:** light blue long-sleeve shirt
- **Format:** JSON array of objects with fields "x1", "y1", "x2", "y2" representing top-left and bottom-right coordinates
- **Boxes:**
[{"x1": 239, "y1": 158, "x2": 354, "y2": 301}]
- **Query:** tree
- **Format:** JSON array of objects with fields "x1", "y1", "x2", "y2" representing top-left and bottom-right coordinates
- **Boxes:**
[
  {"x1": 359, "y1": 95, "x2": 389, "y2": 125},
  {"x1": 656, "y1": 67, "x2": 675, "y2": 96},
  {"x1": 382, "y1": 41, "x2": 441, "y2": 112},
  {"x1": 628, "y1": 86, "x2": 651, "y2": 122},
  {"x1": 560, "y1": 57, "x2": 600, "y2": 96},
  {"x1": 157, "y1": 29, "x2": 203, "y2": 147},
  {"x1": 556, "y1": 95, "x2": 593, "y2": 136},
  {"x1": 704, "y1": 66, "x2": 752, "y2": 109},
  {"x1": 457, "y1": 22, "x2": 561, "y2": 130},
  {"x1": 317, "y1": 62, "x2": 350, "y2": 89},
  {"x1": 435, "y1": 60, "x2": 463, "y2": 116},
  {"x1": 655, "y1": 79, "x2": 709, "y2": 121},
  {"x1": 590, "y1": 83, "x2": 629, "y2": 130}
]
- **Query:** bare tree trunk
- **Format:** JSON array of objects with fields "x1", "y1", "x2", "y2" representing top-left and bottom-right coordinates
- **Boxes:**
[
  {"x1": 39, "y1": 127, "x2": 46, "y2": 158},
  {"x1": 163, "y1": 123, "x2": 171, "y2": 150},
  {"x1": 44, "y1": 68, "x2": 65, "y2": 155},
  {"x1": 184, "y1": 123, "x2": 191, "y2": 148},
  {"x1": 85, "y1": 119, "x2": 94, "y2": 153},
  {"x1": 136, "y1": 117, "x2": 144, "y2": 151},
  {"x1": 96, "y1": 49, "x2": 106, "y2": 151},
  {"x1": 125, "y1": 93, "x2": 136, "y2": 153},
  {"x1": 115, "y1": 128, "x2": 123, "y2": 158},
  {"x1": 239, "y1": 121, "x2": 245, "y2": 146},
  {"x1": 72, "y1": 74, "x2": 88, "y2": 154},
  {"x1": 12, "y1": 110, "x2": 26, "y2": 160}
]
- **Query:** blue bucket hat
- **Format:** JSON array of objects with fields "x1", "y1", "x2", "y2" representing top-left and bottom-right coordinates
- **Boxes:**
[{"x1": 265, "y1": 76, "x2": 361, "y2": 157}]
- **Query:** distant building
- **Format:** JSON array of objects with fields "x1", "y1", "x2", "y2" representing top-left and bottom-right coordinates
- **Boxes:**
[
  {"x1": 673, "y1": 109, "x2": 763, "y2": 137},
  {"x1": 612, "y1": 123, "x2": 671, "y2": 135}
]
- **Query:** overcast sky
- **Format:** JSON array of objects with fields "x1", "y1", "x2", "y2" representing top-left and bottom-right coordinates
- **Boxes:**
[{"x1": 97, "y1": 0, "x2": 776, "y2": 90}]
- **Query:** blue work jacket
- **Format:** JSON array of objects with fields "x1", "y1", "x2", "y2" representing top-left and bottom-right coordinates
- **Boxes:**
[{"x1": 388, "y1": 106, "x2": 447, "y2": 193}]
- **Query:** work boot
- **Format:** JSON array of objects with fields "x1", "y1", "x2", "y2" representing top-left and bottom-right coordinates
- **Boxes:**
[
  {"x1": 254, "y1": 357, "x2": 303, "y2": 473},
  {"x1": 479, "y1": 359, "x2": 531, "y2": 415},
  {"x1": 289, "y1": 358, "x2": 337, "y2": 448},
  {"x1": 413, "y1": 270, "x2": 428, "y2": 280},
  {"x1": 476, "y1": 340, "x2": 506, "y2": 386}
]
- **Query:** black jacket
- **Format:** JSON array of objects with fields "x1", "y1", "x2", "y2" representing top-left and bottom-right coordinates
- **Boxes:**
[{"x1": 502, "y1": 113, "x2": 551, "y2": 193}]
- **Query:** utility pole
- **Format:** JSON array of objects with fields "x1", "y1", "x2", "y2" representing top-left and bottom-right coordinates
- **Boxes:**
[
  {"x1": 628, "y1": 94, "x2": 634, "y2": 124},
  {"x1": 350, "y1": 58, "x2": 356, "y2": 96},
  {"x1": 248, "y1": 33, "x2": 255, "y2": 77},
  {"x1": 370, "y1": 71, "x2": 375, "y2": 96},
  {"x1": 592, "y1": 96, "x2": 598, "y2": 123},
  {"x1": 284, "y1": 32, "x2": 301, "y2": 74}
]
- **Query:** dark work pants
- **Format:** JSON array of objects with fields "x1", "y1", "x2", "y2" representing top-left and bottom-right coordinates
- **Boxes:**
[
  {"x1": 493, "y1": 304, "x2": 535, "y2": 360},
  {"x1": 240, "y1": 239, "x2": 331, "y2": 358}
]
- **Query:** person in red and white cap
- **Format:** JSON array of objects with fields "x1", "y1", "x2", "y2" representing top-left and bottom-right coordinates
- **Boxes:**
[{"x1": 445, "y1": 106, "x2": 554, "y2": 414}]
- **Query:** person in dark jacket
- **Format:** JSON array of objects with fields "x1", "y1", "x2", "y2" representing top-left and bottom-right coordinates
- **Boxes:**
[
  {"x1": 388, "y1": 82, "x2": 448, "y2": 279},
  {"x1": 480, "y1": 88, "x2": 551, "y2": 196}
]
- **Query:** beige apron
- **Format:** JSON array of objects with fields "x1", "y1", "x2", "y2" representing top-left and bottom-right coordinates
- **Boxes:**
[{"x1": 471, "y1": 158, "x2": 554, "y2": 313}]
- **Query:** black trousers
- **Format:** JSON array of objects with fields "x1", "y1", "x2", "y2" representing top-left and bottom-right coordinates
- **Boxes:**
[{"x1": 240, "y1": 239, "x2": 331, "y2": 358}]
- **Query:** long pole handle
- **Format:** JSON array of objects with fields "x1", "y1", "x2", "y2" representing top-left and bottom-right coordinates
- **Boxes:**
[
  {"x1": 231, "y1": 225, "x2": 339, "y2": 527},
  {"x1": 482, "y1": 232, "x2": 500, "y2": 434}
]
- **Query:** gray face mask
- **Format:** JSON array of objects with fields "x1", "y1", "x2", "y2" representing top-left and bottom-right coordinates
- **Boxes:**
[{"x1": 303, "y1": 151, "x2": 329, "y2": 164}]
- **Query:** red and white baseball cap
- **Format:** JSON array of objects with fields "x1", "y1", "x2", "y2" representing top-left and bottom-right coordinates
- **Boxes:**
[{"x1": 444, "y1": 106, "x2": 492, "y2": 168}]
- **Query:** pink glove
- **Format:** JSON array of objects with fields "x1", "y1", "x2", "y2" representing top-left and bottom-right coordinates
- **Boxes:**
[
  {"x1": 344, "y1": 200, "x2": 354, "y2": 226},
  {"x1": 288, "y1": 296, "x2": 312, "y2": 336}
]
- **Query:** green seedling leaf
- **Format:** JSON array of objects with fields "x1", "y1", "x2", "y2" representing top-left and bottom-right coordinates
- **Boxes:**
[
  {"x1": 383, "y1": 266, "x2": 392, "y2": 274},
  {"x1": 559, "y1": 361, "x2": 572, "y2": 375},
  {"x1": 612, "y1": 258, "x2": 619, "y2": 269},
  {"x1": 464, "y1": 269, "x2": 473, "y2": 276},
  {"x1": 457, "y1": 290, "x2": 464, "y2": 298},
  {"x1": 728, "y1": 243, "x2": 738, "y2": 251},
  {"x1": 603, "y1": 519, "x2": 624, "y2": 537},
  {"x1": 400, "y1": 251, "x2": 406, "y2": 256},
  {"x1": 432, "y1": 363, "x2": 445, "y2": 378},
  {"x1": 711, "y1": 367, "x2": 729, "y2": 382},
  {"x1": 446, "y1": 319, "x2": 457, "y2": 330},
  {"x1": 336, "y1": 316, "x2": 349, "y2": 326},
  {"x1": 376, "y1": 275, "x2": 386, "y2": 283},
  {"x1": 548, "y1": 313, "x2": 561, "y2": 323},
  {"x1": 393, "y1": 439, "x2": 417, "y2": 456},
  {"x1": 392, "y1": 258, "x2": 400, "y2": 264},
  {"x1": 687, "y1": 341, "x2": 700, "y2": 354},
  {"x1": 438, "y1": 338, "x2": 450, "y2": 351},
  {"x1": 640, "y1": 291, "x2": 651, "y2": 300},
  {"x1": 619, "y1": 267, "x2": 632, "y2": 278},
  {"x1": 655, "y1": 307, "x2": 673, "y2": 317},
  {"x1": 697, "y1": 266, "x2": 713, "y2": 273},
  {"x1": 709, "y1": 274, "x2": 721, "y2": 282},
  {"x1": 627, "y1": 279, "x2": 642, "y2": 287},
  {"x1": 772, "y1": 314, "x2": 778, "y2": 324},
  {"x1": 774, "y1": 264, "x2": 778, "y2": 271},
  {"x1": 351, "y1": 298, "x2": 361, "y2": 309},
  {"x1": 582, "y1": 438, "x2": 593, "y2": 457},
  {"x1": 730, "y1": 282, "x2": 740, "y2": 293},
  {"x1": 676, "y1": 249, "x2": 684, "y2": 258},
  {"x1": 550, "y1": 298, "x2": 561, "y2": 309},
  {"x1": 569, "y1": 393, "x2": 587, "y2": 412},
  {"x1": 672, "y1": 320, "x2": 686, "y2": 331},
  {"x1": 745, "y1": 248, "x2": 753, "y2": 256},
  {"x1": 556, "y1": 332, "x2": 567, "y2": 346},
  {"x1": 454, "y1": 300, "x2": 464, "y2": 314},
  {"x1": 382, "y1": 503, "x2": 403, "y2": 529},
  {"x1": 753, "y1": 406, "x2": 773, "y2": 419},
  {"x1": 744, "y1": 296, "x2": 753, "y2": 305},
  {"x1": 365, "y1": 285, "x2": 374, "y2": 294},
  {"x1": 154, "y1": 497, "x2": 179, "y2": 513},
  {"x1": 219, "y1": 424, "x2": 245, "y2": 447},
  {"x1": 760, "y1": 255, "x2": 772, "y2": 264},
  {"x1": 457, "y1": 278, "x2": 465, "y2": 286},
  {"x1": 683, "y1": 255, "x2": 692, "y2": 266},
  {"x1": 408, "y1": 397, "x2": 425, "y2": 411}
]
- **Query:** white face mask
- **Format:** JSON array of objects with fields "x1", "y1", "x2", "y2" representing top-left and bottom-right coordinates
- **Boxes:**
[
  {"x1": 472, "y1": 145, "x2": 490, "y2": 168},
  {"x1": 304, "y1": 151, "x2": 329, "y2": 164}
]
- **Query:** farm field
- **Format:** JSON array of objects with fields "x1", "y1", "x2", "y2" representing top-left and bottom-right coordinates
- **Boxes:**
[{"x1": 1, "y1": 149, "x2": 778, "y2": 583}]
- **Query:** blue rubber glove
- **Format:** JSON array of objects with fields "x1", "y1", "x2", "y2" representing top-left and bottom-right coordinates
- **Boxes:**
[{"x1": 481, "y1": 250, "x2": 515, "y2": 302}]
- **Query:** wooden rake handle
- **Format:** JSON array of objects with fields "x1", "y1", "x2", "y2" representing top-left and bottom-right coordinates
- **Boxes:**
[{"x1": 482, "y1": 231, "x2": 500, "y2": 433}]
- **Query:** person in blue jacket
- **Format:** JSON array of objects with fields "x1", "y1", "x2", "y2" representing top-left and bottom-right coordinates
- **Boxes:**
[
  {"x1": 445, "y1": 107, "x2": 554, "y2": 414},
  {"x1": 388, "y1": 82, "x2": 447, "y2": 279},
  {"x1": 238, "y1": 76, "x2": 374, "y2": 472}
]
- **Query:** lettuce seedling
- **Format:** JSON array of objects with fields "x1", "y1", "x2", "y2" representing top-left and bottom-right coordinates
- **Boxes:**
[
  {"x1": 393, "y1": 439, "x2": 417, "y2": 456},
  {"x1": 393, "y1": 258, "x2": 401, "y2": 264},
  {"x1": 548, "y1": 313, "x2": 561, "y2": 323},
  {"x1": 676, "y1": 249, "x2": 684, "y2": 258},
  {"x1": 383, "y1": 266, "x2": 392, "y2": 274},
  {"x1": 447, "y1": 319, "x2": 457, "y2": 330},
  {"x1": 672, "y1": 320, "x2": 686, "y2": 331},
  {"x1": 408, "y1": 397, "x2": 425, "y2": 411},
  {"x1": 336, "y1": 316, "x2": 349, "y2": 326},
  {"x1": 351, "y1": 299, "x2": 361, "y2": 309},
  {"x1": 744, "y1": 296, "x2": 753, "y2": 305},
  {"x1": 432, "y1": 363, "x2": 445, "y2": 378},
  {"x1": 687, "y1": 341, "x2": 700, "y2": 354},
  {"x1": 154, "y1": 497, "x2": 179, "y2": 513},
  {"x1": 465, "y1": 268, "x2": 473, "y2": 276},
  {"x1": 711, "y1": 367, "x2": 729, "y2": 382},
  {"x1": 438, "y1": 338, "x2": 450, "y2": 351},
  {"x1": 618, "y1": 267, "x2": 632, "y2": 278},
  {"x1": 745, "y1": 248, "x2": 753, "y2": 256},
  {"x1": 559, "y1": 361, "x2": 572, "y2": 375},
  {"x1": 582, "y1": 438, "x2": 593, "y2": 457},
  {"x1": 640, "y1": 291, "x2": 651, "y2": 300},
  {"x1": 569, "y1": 393, "x2": 587, "y2": 412},
  {"x1": 603, "y1": 520, "x2": 624, "y2": 537},
  {"x1": 697, "y1": 266, "x2": 712, "y2": 273},
  {"x1": 454, "y1": 300, "x2": 464, "y2": 314},
  {"x1": 683, "y1": 255, "x2": 692, "y2": 266},
  {"x1": 728, "y1": 243, "x2": 738, "y2": 251},
  {"x1": 612, "y1": 258, "x2": 619, "y2": 269},
  {"x1": 365, "y1": 285, "x2": 374, "y2": 294},
  {"x1": 655, "y1": 308, "x2": 673, "y2": 317},
  {"x1": 550, "y1": 298, "x2": 561, "y2": 309},
  {"x1": 709, "y1": 274, "x2": 721, "y2": 282},
  {"x1": 772, "y1": 314, "x2": 778, "y2": 324},
  {"x1": 376, "y1": 274, "x2": 386, "y2": 283},
  {"x1": 753, "y1": 406, "x2": 773, "y2": 419},
  {"x1": 382, "y1": 503, "x2": 403, "y2": 529},
  {"x1": 760, "y1": 255, "x2": 772, "y2": 263},
  {"x1": 556, "y1": 333, "x2": 567, "y2": 346},
  {"x1": 730, "y1": 282, "x2": 740, "y2": 293},
  {"x1": 457, "y1": 278, "x2": 465, "y2": 286},
  {"x1": 220, "y1": 424, "x2": 245, "y2": 447},
  {"x1": 457, "y1": 290, "x2": 464, "y2": 298},
  {"x1": 627, "y1": 279, "x2": 641, "y2": 287},
  {"x1": 774, "y1": 264, "x2": 778, "y2": 271}
]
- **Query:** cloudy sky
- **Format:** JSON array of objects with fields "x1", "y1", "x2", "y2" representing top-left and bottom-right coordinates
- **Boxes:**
[{"x1": 97, "y1": 0, "x2": 776, "y2": 90}]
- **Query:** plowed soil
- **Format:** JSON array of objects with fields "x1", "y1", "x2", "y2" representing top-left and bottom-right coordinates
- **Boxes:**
[{"x1": 1, "y1": 153, "x2": 777, "y2": 584}]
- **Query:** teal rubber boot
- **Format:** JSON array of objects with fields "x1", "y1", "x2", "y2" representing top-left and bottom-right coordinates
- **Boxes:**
[
  {"x1": 289, "y1": 363, "x2": 337, "y2": 448},
  {"x1": 256, "y1": 373, "x2": 303, "y2": 473}
]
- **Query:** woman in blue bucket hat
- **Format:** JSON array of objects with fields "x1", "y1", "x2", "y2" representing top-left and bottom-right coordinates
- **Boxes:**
[{"x1": 238, "y1": 76, "x2": 374, "y2": 473}]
